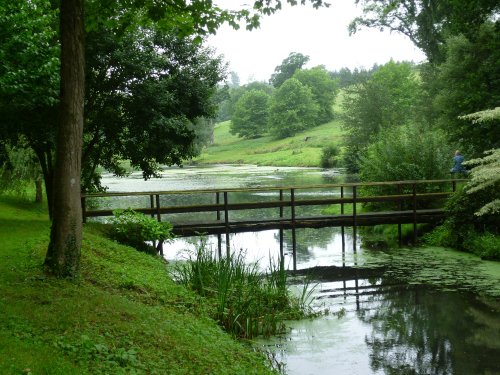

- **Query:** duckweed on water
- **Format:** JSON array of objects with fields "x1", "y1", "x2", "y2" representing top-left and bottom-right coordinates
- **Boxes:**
[{"x1": 359, "y1": 246, "x2": 500, "y2": 298}]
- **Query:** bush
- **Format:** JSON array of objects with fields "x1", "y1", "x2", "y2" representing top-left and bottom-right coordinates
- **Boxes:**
[
  {"x1": 422, "y1": 224, "x2": 454, "y2": 247},
  {"x1": 357, "y1": 124, "x2": 452, "y2": 211},
  {"x1": 320, "y1": 144, "x2": 340, "y2": 168},
  {"x1": 110, "y1": 208, "x2": 173, "y2": 254},
  {"x1": 463, "y1": 232, "x2": 500, "y2": 261},
  {"x1": 359, "y1": 124, "x2": 451, "y2": 183},
  {"x1": 424, "y1": 185, "x2": 499, "y2": 259}
]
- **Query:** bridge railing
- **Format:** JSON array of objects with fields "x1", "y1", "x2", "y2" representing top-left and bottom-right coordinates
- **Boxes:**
[
  {"x1": 82, "y1": 179, "x2": 466, "y2": 228},
  {"x1": 82, "y1": 178, "x2": 467, "y2": 267}
]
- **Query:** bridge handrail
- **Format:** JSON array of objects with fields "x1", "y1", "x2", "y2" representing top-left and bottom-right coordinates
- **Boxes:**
[{"x1": 81, "y1": 178, "x2": 467, "y2": 198}]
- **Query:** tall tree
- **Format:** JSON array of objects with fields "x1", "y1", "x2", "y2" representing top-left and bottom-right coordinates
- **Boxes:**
[
  {"x1": 41, "y1": 0, "x2": 329, "y2": 278},
  {"x1": 433, "y1": 22, "x2": 500, "y2": 155},
  {"x1": 342, "y1": 60, "x2": 420, "y2": 171},
  {"x1": 268, "y1": 78, "x2": 319, "y2": 138},
  {"x1": 0, "y1": 0, "x2": 59, "y2": 217},
  {"x1": 293, "y1": 66, "x2": 338, "y2": 124},
  {"x1": 230, "y1": 90, "x2": 270, "y2": 139},
  {"x1": 217, "y1": 81, "x2": 274, "y2": 122},
  {"x1": 270, "y1": 52, "x2": 310, "y2": 88},
  {"x1": 229, "y1": 71, "x2": 240, "y2": 87},
  {"x1": 45, "y1": 0, "x2": 85, "y2": 277}
]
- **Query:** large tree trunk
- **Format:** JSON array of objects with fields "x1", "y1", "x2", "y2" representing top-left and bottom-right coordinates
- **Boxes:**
[{"x1": 45, "y1": 0, "x2": 85, "y2": 278}]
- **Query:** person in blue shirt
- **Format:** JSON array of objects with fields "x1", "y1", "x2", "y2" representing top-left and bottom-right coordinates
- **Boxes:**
[{"x1": 450, "y1": 150, "x2": 467, "y2": 175}]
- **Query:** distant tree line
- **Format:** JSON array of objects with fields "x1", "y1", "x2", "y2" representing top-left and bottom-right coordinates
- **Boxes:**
[{"x1": 215, "y1": 53, "x2": 339, "y2": 139}]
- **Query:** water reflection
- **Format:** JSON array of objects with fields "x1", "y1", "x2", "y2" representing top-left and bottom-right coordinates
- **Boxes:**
[
  {"x1": 165, "y1": 228, "x2": 363, "y2": 271},
  {"x1": 259, "y1": 277, "x2": 500, "y2": 375}
]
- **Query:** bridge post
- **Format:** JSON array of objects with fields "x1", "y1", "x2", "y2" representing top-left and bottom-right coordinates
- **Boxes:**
[
  {"x1": 81, "y1": 196, "x2": 86, "y2": 223},
  {"x1": 216, "y1": 192, "x2": 222, "y2": 258},
  {"x1": 291, "y1": 188, "x2": 297, "y2": 271},
  {"x1": 155, "y1": 194, "x2": 163, "y2": 255},
  {"x1": 224, "y1": 191, "x2": 230, "y2": 257},
  {"x1": 341, "y1": 186, "x2": 345, "y2": 265},
  {"x1": 149, "y1": 195, "x2": 155, "y2": 218},
  {"x1": 352, "y1": 185, "x2": 357, "y2": 253},
  {"x1": 397, "y1": 184, "x2": 402, "y2": 246},
  {"x1": 279, "y1": 189, "x2": 284, "y2": 269},
  {"x1": 412, "y1": 184, "x2": 417, "y2": 245},
  {"x1": 149, "y1": 194, "x2": 156, "y2": 249}
]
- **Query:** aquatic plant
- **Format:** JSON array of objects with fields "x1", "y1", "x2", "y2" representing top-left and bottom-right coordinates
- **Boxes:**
[{"x1": 173, "y1": 243, "x2": 311, "y2": 339}]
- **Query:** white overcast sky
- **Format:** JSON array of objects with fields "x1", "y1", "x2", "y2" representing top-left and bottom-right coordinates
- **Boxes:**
[{"x1": 208, "y1": 0, "x2": 426, "y2": 84}]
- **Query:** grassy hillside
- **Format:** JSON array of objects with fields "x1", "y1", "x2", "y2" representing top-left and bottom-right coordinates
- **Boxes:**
[
  {"x1": 196, "y1": 89, "x2": 346, "y2": 167},
  {"x1": 0, "y1": 195, "x2": 274, "y2": 374},
  {"x1": 196, "y1": 118, "x2": 344, "y2": 167}
]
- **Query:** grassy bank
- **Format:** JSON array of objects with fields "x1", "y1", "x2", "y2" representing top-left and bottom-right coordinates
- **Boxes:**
[
  {"x1": 0, "y1": 195, "x2": 274, "y2": 374},
  {"x1": 195, "y1": 118, "x2": 344, "y2": 167}
]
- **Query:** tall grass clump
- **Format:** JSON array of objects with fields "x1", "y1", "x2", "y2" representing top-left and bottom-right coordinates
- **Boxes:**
[{"x1": 174, "y1": 245, "x2": 310, "y2": 339}]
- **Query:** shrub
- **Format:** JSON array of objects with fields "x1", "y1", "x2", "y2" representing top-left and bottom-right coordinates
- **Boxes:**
[
  {"x1": 320, "y1": 144, "x2": 340, "y2": 168},
  {"x1": 358, "y1": 124, "x2": 452, "y2": 211},
  {"x1": 359, "y1": 124, "x2": 451, "y2": 183},
  {"x1": 110, "y1": 208, "x2": 173, "y2": 254},
  {"x1": 463, "y1": 232, "x2": 500, "y2": 261},
  {"x1": 424, "y1": 184, "x2": 499, "y2": 259}
]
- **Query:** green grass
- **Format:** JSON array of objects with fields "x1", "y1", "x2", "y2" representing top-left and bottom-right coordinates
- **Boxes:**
[
  {"x1": 0, "y1": 195, "x2": 275, "y2": 374},
  {"x1": 196, "y1": 118, "x2": 345, "y2": 167}
]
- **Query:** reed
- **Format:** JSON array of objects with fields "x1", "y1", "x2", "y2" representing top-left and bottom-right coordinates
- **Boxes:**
[{"x1": 174, "y1": 244, "x2": 310, "y2": 339}]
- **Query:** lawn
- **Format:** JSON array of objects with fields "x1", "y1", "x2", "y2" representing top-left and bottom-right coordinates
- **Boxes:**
[
  {"x1": 0, "y1": 195, "x2": 274, "y2": 374},
  {"x1": 196, "y1": 118, "x2": 344, "y2": 167}
]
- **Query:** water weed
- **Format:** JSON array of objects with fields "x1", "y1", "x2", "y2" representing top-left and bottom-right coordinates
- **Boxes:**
[{"x1": 173, "y1": 243, "x2": 312, "y2": 339}]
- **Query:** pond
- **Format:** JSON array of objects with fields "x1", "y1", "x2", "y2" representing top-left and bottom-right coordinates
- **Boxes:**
[{"x1": 99, "y1": 164, "x2": 500, "y2": 375}]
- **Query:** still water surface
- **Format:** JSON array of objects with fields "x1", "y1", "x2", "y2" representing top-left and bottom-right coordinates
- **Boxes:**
[{"x1": 99, "y1": 165, "x2": 500, "y2": 375}]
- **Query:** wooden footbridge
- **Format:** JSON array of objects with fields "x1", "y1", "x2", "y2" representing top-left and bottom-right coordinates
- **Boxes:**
[{"x1": 82, "y1": 179, "x2": 465, "y2": 268}]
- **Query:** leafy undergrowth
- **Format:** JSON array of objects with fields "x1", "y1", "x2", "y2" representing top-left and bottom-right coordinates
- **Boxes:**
[{"x1": 0, "y1": 195, "x2": 274, "y2": 375}]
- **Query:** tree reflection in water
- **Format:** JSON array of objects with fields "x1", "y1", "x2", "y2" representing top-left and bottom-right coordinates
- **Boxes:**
[{"x1": 357, "y1": 284, "x2": 500, "y2": 375}]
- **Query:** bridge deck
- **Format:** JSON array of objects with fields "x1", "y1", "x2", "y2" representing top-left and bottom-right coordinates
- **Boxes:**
[{"x1": 171, "y1": 209, "x2": 445, "y2": 236}]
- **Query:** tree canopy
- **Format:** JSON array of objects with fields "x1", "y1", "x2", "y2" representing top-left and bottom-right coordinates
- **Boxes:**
[
  {"x1": 84, "y1": 26, "x2": 226, "y2": 190},
  {"x1": 270, "y1": 52, "x2": 310, "y2": 88},
  {"x1": 349, "y1": 0, "x2": 500, "y2": 63},
  {"x1": 48, "y1": 0, "x2": 329, "y2": 277},
  {"x1": 268, "y1": 78, "x2": 319, "y2": 138},
  {"x1": 230, "y1": 90, "x2": 270, "y2": 139},
  {"x1": 293, "y1": 66, "x2": 338, "y2": 124}
]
